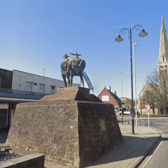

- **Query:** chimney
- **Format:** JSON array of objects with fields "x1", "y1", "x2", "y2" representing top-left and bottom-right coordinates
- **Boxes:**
[{"x1": 108, "y1": 85, "x2": 111, "y2": 92}]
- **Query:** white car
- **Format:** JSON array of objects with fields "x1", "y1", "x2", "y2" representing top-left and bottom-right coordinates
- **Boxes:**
[
  {"x1": 117, "y1": 111, "x2": 131, "y2": 115},
  {"x1": 116, "y1": 111, "x2": 122, "y2": 115}
]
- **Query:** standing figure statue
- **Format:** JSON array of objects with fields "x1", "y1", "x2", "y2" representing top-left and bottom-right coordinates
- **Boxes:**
[
  {"x1": 61, "y1": 53, "x2": 70, "y2": 87},
  {"x1": 68, "y1": 51, "x2": 86, "y2": 87}
]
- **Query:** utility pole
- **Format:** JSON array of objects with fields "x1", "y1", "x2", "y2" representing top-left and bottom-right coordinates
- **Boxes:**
[{"x1": 121, "y1": 72, "x2": 123, "y2": 124}]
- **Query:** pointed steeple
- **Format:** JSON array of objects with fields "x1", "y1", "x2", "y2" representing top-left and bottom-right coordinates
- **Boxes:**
[{"x1": 158, "y1": 15, "x2": 168, "y2": 63}]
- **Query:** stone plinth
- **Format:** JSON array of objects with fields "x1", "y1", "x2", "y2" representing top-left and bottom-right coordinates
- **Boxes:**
[
  {"x1": 39, "y1": 87, "x2": 90, "y2": 101},
  {"x1": 6, "y1": 87, "x2": 123, "y2": 168}
]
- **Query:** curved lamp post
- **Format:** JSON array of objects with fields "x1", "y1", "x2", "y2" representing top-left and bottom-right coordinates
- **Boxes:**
[
  {"x1": 115, "y1": 25, "x2": 148, "y2": 134},
  {"x1": 133, "y1": 43, "x2": 138, "y2": 126}
]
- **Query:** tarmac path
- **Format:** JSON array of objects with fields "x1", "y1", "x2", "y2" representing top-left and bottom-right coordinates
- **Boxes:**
[{"x1": 136, "y1": 117, "x2": 168, "y2": 168}]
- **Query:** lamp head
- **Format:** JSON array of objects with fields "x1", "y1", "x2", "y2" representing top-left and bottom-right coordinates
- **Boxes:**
[
  {"x1": 139, "y1": 29, "x2": 148, "y2": 37},
  {"x1": 115, "y1": 35, "x2": 123, "y2": 42}
]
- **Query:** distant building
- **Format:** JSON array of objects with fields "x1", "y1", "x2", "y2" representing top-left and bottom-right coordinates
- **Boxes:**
[
  {"x1": 157, "y1": 16, "x2": 168, "y2": 73},
  {"x1": 138, "y1": 82, "x2": 151, "y2": 114},
  {"x1": 12, "y1": 69, "x2": 67, "y2": 94},
  {"x1": 137, "y1": 16, "x2": 167, "y2": 114},
  {"x1": 120, "y1": 97, "x2": 132, "y2": 111},
  {"x1": 0, "y1": 68, "x2": 13, "y2": 89},
  {"x1": 98, "y1": 86, "x2": 122, "y2": 113},
  {"x1": 0, "y1": 68, "x2": 79, "y2": 130}
]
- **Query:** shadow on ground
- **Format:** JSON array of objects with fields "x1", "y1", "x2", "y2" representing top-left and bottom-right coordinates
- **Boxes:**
[{"x1": 85, "y1": 135, "x2": 160, "y2": 167}]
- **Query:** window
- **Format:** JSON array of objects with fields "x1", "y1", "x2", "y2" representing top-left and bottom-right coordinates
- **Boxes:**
[
  {"x1": 51, "y1": 85, "x2": 55, "y2": 94},
  {"x1": 40, "y1": 84, "x2": 45, "y2": 93},
  {"x1": 27, "y1": 82, "x2": 33, "y2": 92},
  {"x1": 102, "y1": 95, "x2": 109, "y2": 101}
]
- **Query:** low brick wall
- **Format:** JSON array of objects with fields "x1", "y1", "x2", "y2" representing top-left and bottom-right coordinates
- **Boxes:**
[{"x1": 0, "y1": 145, "x2": 45, "y2": 168}]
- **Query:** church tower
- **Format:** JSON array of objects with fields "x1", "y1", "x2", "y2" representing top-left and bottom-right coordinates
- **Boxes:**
[{"x1": 158, "y1": 15, "x2": 168, "y2": 73}]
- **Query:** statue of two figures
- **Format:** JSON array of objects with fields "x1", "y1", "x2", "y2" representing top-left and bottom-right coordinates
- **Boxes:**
[{"x1": 61, "y1": 52, "x2": 86, "y2": 87}]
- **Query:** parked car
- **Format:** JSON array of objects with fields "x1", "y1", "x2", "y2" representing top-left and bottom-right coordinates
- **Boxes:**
[{"x1": 116, "y1": 111, "x2": 131, "y2": 115}]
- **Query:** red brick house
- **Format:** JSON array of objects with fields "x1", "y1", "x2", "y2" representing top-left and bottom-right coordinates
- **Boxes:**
[{"x1": 98, "y1": 87, "x2": 122, "y2": 113}]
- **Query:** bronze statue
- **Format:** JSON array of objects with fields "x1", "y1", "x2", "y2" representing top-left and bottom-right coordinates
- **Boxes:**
[
  {"x1": 68, "y1": 52, "x2": 86, "y2": 87},
  {"x1": 61, "y1": 52, "x2": 86, "y2": 87},
  {"x1": 61, "y1": 53, "x2": 70, "y2": 87}
]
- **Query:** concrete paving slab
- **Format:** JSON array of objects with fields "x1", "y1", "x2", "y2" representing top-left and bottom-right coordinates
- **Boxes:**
[{"x1": 85, "y1": 124, "x2": 161, "y2": 168}]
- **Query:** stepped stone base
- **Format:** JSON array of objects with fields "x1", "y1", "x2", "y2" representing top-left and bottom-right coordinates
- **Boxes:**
[{"x1": 6, "y1": 87, "x2": 123, "y2": 168}]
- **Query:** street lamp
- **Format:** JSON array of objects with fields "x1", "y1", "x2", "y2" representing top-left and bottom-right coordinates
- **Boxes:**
[
  {"x1": 121, "y1": 72, "x2": 123, "y2": 125},
  {"x1": 133, "y1": 43, "x2": 138, "y2": 126},
  {"x1": 115, "y1": 25, "x2": 148, "y2": 134}
]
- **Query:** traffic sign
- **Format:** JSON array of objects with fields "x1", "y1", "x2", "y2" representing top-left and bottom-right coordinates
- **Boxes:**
[
  {"x1": 144, "y1": 104, "x2": 151, "y2": 112},
  {"x1": 144, "y1": 104, "x2": 151, "y2": 133}
]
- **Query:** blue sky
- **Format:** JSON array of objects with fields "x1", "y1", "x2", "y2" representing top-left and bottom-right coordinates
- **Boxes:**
[{"x1": 0, "y1": 0, "x2": 167, "y2": 98}]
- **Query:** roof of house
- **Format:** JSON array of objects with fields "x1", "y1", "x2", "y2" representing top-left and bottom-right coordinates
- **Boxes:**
[
  {"x1": 108, "y1": 89, "x2": 122, "y2": 105},
  {"x1": 98, "y1": 87, "x2": 122, "y2": 105}
]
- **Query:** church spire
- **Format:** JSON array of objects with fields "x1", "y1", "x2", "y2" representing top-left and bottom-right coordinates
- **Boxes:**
[{"x1": 158, "y1": 15, "x2": 168, "y2": 63}]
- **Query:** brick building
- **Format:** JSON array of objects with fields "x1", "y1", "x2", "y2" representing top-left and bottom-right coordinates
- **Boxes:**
[{"x1": 98, "y1": 86, "x2": 122, "y2": 113}]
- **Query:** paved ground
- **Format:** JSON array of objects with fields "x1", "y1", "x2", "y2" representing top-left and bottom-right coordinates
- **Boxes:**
[
  {"x1": 0, "y1": 124, "x2": 161, "y2": 168},
  {"x1": 142, "y1": 137, "x2": 168, "y2": 168},
  {"x1": 133, "y1": 117, "x2": 168, "y2": 168},
  {"x1": 44, "y1": 124, "x2": 161, "y2": 168}
]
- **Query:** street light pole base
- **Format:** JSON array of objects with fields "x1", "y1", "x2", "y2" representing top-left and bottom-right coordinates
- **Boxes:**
[{"x1": 132, "y1": 117, "x2": 135, "y2": 134}]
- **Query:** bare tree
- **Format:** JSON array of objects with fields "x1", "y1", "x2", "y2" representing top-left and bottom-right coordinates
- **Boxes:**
[
  {"x1": 139, "y1": 97, "x2": 144, "y2": 114},
  {"x1": 146, "y1": 69, "x2": 168, "y2": 114}
]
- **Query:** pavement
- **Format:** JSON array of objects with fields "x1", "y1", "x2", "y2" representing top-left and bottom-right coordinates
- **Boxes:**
[
  {"x1": 0, "y1": 123, "x2": 161, "y2": 168},
  {"x1": 44, "y1": 123, "x2": 161, "y2": 168},
  {"x1": 85, "y1": 124, "x2": 161, "y2": 168}
]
